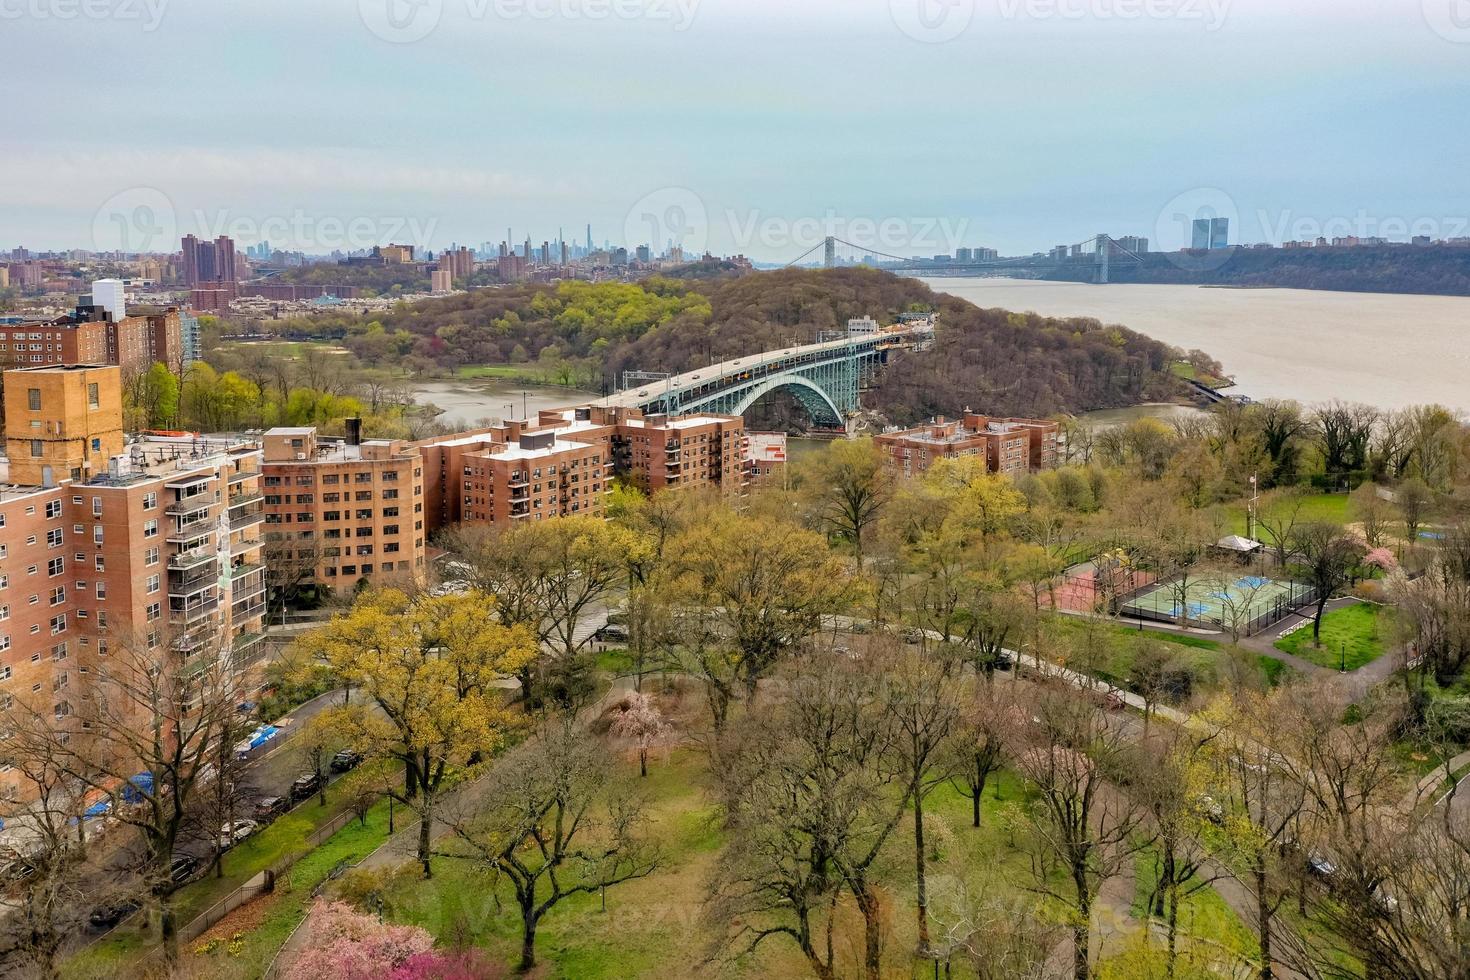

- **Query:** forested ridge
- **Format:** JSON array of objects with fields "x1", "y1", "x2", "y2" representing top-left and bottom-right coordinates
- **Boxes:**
[
  {"x1": 285, "y1": 267, "x2": 1189, "y2": 421},
  {"x1": 1040, "y1": 244, "x2": 1470, "y2": 296}
]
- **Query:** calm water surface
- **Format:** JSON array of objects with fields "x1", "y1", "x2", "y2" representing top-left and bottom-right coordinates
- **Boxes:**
[{"x1": 921, "y1": 278, "x2": 1470, "y2": 412}]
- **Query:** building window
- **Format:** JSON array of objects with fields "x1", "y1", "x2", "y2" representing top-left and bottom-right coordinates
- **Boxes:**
[
  {"x1": 146, "y1": 574, "x2": 159, "y2": 595},
  {"x1": 29, "y1": 440, "x2": 42, "y2": 458},
  {"x1": 47, "y1": 558, "x2": 63, "y2": 577},
  {"x1": 145, "y1": 547, "x2": 158, "y2": 567},
  {"x1": 142, "y1": 492, "x2": 156, "y2": 510},
  {"x1": 87, "y1": 383, "x2": 99, "y2": 409},
  {"x1": 143, "y1": 519, "x2": 157, "y2": 538},
  {"x1": 48, "y1": 587, "x2": 64, "y2": 606},
  {"x1": 46, "y1": 528, "x2": 62, "y2": 548},
  {"x1": 49, "y1": 614, "x2": 65, "y2": 635},
  {"x1": 26, "y1": 389, "x2": 39, "y2": 411},
  {"x1": 45, "y1": 499, "x2": 60, "y2": 519},
  {"x1": 93, "y1": 527, "x2": 103, "y2": 545},
  {"x1": 145, "y1": 603, "x2": 160, "y2": 622}
]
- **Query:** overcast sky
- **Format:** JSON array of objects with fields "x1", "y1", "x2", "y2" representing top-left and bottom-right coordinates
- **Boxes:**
[{"x1": 4, "y1": 0, "x2": 1468, "y2": 260}]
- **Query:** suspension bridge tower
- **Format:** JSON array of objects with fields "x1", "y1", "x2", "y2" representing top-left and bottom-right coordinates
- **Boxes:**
[
  {"x1": 823, "y1": 236, "x2": 836, "y2": 269},
  {"x1": 1095, "y1": 233, "x2": 1110, "y2": 285}
]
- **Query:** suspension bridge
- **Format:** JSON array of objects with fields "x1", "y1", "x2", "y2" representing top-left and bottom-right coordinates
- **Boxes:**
[
  {"x1": 600, "y1": 319, "x2": 935, "y2": 428},
  {"x1": 787, "y1": 234, "x2": 1147, "y2": 284}
]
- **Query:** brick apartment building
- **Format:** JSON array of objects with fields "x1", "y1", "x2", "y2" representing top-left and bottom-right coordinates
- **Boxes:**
[
  {"x1": 875, "y1": 413, "x2": 1059, "y2": 479},
  {"x1": 255, "y1": 403, "x2": 747, "y2": 592},
  {"x1": 260, "y1": 422, "x2": 427, "y2": 588},
  {"x1": 0, "y1": 300, "x2": 185, "y2": 376},
  {"x1": 0, "y1": 365, "x2": 266, "y2": 802}
]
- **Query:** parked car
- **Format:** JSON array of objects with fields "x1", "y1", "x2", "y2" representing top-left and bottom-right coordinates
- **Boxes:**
[
  {"x1": 900, "y1": 627, "x2": 925, "y2": 645},
  {"x1": 88, "y1": 899, "x2": 141, "y2": 929},
  {"x1": 216, "y1": 819, "x2": 259, "y2": 851},
  {"x1": 1307, "y1": 854, "x2": 1338, "y2": 880},
  {"x1": 252, "y1": 796, "x2": 289, "y2": 822},
  {"x1": 290, "y1": 772, "x2": 323, "y2": 802},
  {"x1": 593, "y1": 624, "x2": 628, "y2": 643},
  {"x1": 330, "y1": 749, "x2": 362, "y2": 773},
  {"x1": 169, "y1": 854, "x2": 199, "y2": 885}
]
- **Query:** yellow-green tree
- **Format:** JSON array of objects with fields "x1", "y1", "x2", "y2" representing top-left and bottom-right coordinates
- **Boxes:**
[
  {"x1": 303, "y1": 588, "x2": 537, "y2": 876},
  {"x1": 672, "y1": 511, "x2": 857, "y2": 729},
  {"x1": 795, "y1": 436, "x2": 893, "y2": 562}
]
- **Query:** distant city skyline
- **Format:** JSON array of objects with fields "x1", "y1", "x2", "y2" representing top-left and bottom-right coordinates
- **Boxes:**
[{"x1": 4, "y1": 0, "x2": 1468, "y2": 260}]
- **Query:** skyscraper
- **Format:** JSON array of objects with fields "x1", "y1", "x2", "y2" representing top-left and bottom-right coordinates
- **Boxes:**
[{"x1": 1192, "y1": 218, "x2": 1229, "y2": 250}]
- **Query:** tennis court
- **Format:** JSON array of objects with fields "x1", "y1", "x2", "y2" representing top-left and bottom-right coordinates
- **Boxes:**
[{"x1": 1121, "y1": 575, "x2": 1316, "y2": 635}]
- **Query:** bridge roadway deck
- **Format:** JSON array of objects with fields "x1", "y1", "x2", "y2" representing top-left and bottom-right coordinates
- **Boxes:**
[{"x1": 595, "y1": 323, "x2": 933, "y2": 416}]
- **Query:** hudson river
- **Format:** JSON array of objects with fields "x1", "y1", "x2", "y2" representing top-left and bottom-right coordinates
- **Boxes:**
[{"x1": 921, "y1": 278, "x2": 1470, "y2": 413}]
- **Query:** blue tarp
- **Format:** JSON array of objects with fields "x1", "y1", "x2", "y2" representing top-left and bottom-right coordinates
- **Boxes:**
[
  {"x1": 248, "y1": 725, "x2": 279, "y2": 749},
  {"x1": 120, "y1": 773, "x2": 153, "y2": 804},
  {"x1": 83, "y1": 799, "x2": 112, "y2": 819}
]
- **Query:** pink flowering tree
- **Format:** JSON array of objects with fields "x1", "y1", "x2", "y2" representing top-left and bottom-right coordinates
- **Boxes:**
[
  {"x1": 390, "y1": 950, "x2": 505, "y2": 979},
  {"x1": 608, "y1": 691, "x2": 671, "y2": 777},
  {"x1": 284, "y1": 901, "x2": 434, "y2": 980},
  {"x1": 1363, "y1": 547, "x2": 1398, "y2": 574}
]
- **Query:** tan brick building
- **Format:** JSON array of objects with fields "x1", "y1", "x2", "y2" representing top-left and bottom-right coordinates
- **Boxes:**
[
  {"x1": 3, "y1": 365, "x2": 124, "y2": 485},
  {"x1": 260, "y1": 425, "x2": 426, "y2": 590},
  {"x1": 875, "y1": 413, "x2": 1060, "y2": 479},
  {"x1": 0, "y1": 366, "x2": 266, "y2": 802}
]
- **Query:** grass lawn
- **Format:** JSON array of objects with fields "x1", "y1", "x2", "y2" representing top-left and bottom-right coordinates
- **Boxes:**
[
  {"x1": 1222, "y1": 492, "x2": 1351, "y2": 538},
  {"x1": 352, "y1": 748, "x2": 1057, "y2": 979},
  {"x1": 455, "y1": 363, "x2": 577, "y2": 385},
  {"x1": 65, "y1": 802, "x2": 394, "y2": 980},
  {"x1": 1275, "y1": 603, "x2": 1389, "y2": 671},
  {"x1": 1258, "y1": 655, "x2": 1292, "y2": 687},
  {"x1": 63, "y1": 773, "x2": 379, "y2": 976},
  {"x1": 218, "y1": 340, "x2": 348, "y2": 360},
  {"x1": 1127, "y1": 846, "x2": 1259, "y2": 972}
]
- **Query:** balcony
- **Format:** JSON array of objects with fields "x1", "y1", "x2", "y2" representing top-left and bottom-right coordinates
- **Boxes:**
[
  {"x1": 231, "y1": 580, "x2": 267, "y2": 606},
  {"x1": 232, "y1": 631, "x2": 266, "y2": 656},
  {"x1": 169, "y1": 546, "x2": 216, "y2": 571},
  {"x1": 230, "y1": 561, "x2": 264, "y2": 581},
  {"x1": 229, "y1": 508, "x2": 265, "y2": 531},
  {"x1": 508, "y1": 474, "x2": 529, "y2": 488},
  {"x1": 168, "y1": 563, "x2": 217, "y2": 595},
  {"x1": 168, "y1": 526, "x2": 214, "y2": 546},
  {"x1": 169, "y1": 596, "x2": 220, "y2": 624},
  {"x1": 227, "y1": 491, "x2": 265, "y2": 510},
  {"x1": 232, "y1": 597, "x2": 267, "y2": 621},
  {"x1": 227, "y1": 470, "x2": 258, "y2": 486},
  {"x1": 166, "y1": 496, "x2": 215, "y2": 518}
]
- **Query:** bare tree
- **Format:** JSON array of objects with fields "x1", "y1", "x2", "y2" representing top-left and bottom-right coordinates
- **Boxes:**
[
  {"x1": 1014, "y1": 687, "x2": 1146, "y2": 980},
  {"x1": 1201, "y1": 689, "x2": 1309, "y2": 980},
  {"x1": 945, "y1": 680, "x2": 1018, "y2": 828},
  {"x1": 884, "y1": 646, "x2": 964, "y2": 955},
  {"x1": 1290, "y1": 522, "x2": 1366, "y2": 643},
  {"x1": 706, "y1": 652, "x2": 906, "y2": 980},
  {"x1": 1256, "y1": 490, "x2": 1307, "y2": 570},
  {"x1": 25, "y1": 628, "x2": 249, "y2": 963},
  {"x1": 439, "y1": 715, "x2": 658, "y2": 972},
  {"x1": 0, "y1": 717, "x2": 120, "y2": 980}
]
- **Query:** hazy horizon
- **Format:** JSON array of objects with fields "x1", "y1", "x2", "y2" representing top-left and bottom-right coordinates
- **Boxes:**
[{"x1": 5, "y1": 0, "x2": 1469, "y2": 261}]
